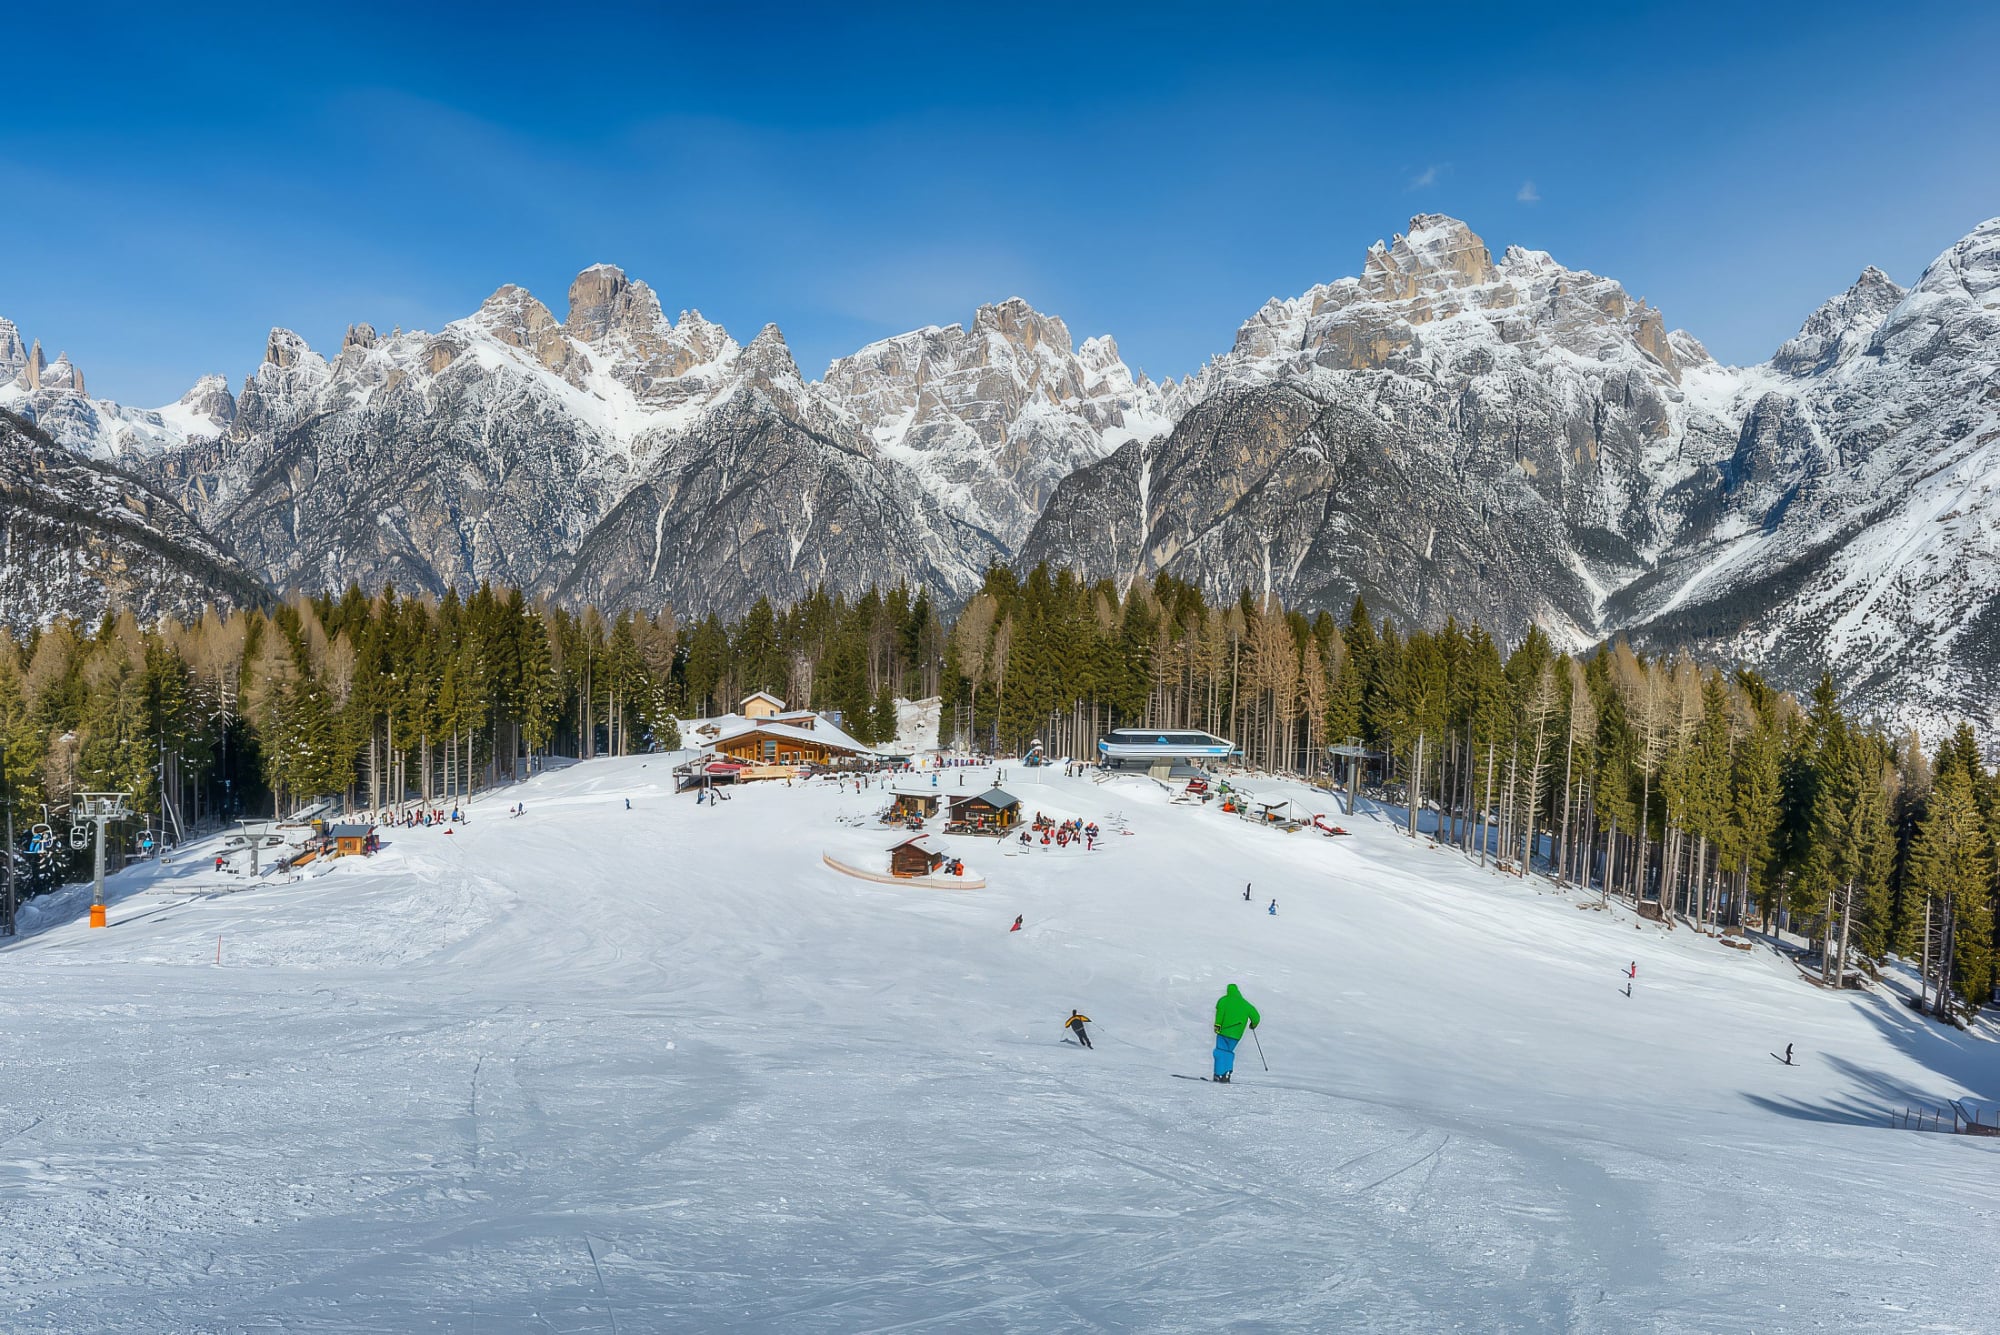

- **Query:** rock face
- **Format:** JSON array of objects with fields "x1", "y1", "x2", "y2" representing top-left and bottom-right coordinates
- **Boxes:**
[
  {"x1": 132, "y1": 268, "x2": 992, "y2": 616},
  {"x1": 0, "y1": 320, "x2": 235, "y2": 460},
  {"x1": 10, "y1": 214, "x2": 2000, "y2": 732},
  {"x1": 1613, "y1": 220, "x2": 2000, "y2": 732},
  {"x1": 0, "y1": 409, "x2": 266, "y2": 630},
  {"x1": 821, "y1": 298, "x2": 1170, "y2": 550},
  {"x1": 1022, "y1": 214, "x2": 2000, "y2": 734},
  {"x1": 1024, "y1": 216, "x2": 1728, "y2": 645}
]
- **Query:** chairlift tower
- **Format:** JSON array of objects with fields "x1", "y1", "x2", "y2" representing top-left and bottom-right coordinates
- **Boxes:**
[
  {"x1": 1326, "y1": 738, "x2": 1373, "y2": 818},
  {"x1": 76, "y1": 791, "x2": 133, "y2": 929},
  {"x1": 235, "y1": 819, "x2": 279, "y2": 879}
]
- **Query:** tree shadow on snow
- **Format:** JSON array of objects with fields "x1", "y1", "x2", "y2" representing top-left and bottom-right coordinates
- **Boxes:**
[{"x1": 1744, "y1": 996, "x2": 2000, "y2": 1129}]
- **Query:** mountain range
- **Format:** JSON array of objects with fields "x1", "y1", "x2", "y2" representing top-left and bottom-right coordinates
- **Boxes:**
[{"x1": 4, "y1": 213, "x2": 1996, "y2": 733}]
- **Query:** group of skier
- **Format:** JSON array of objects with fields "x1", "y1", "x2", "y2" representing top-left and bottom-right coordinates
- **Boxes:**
[{"x1": 1059, "y1": 983, "x2": 1261, "y2": 1082}]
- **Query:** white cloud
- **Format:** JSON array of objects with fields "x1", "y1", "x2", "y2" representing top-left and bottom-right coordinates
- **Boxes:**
[
  {"x1": 1517, "y1": 180, "x2": 1541, "y2": 203},
  {"x1": 1407, "y1": 164, "x2": 1439, "y2": 190}
]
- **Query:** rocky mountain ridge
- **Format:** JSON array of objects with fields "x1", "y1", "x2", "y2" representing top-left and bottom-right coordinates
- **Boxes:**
[
  {"x1": 7, "y1": 214, "x2": 1998, "y2": 732},
  {"x1": 0, "y1": 408, "x2": 266, "y2": 630},
  {"x1": 1021, "y1": 213, "x2": 2000, "y2": 733}
]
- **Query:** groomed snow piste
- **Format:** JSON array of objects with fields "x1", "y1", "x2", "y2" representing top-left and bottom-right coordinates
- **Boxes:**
[{"x1": 2, "y1": 757, "x2": 1995, "y2": 1331}]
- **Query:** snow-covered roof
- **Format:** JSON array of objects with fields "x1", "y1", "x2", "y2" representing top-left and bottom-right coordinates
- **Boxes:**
[
  {"x1": 887, "y1": 834, "x2": 940, "y2": 854},
  {"x1": 741, "y1": 691, "x2": 786, "y2": 709},
  {"x1": 706, "y1": 715, "x2": 876, "y2": 756}
]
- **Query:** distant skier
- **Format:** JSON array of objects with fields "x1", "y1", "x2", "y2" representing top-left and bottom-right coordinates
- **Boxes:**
[
  {"x1": 1010, "y1": 915, "x2": 1024, "y2": 933},
  {"x1": 1268, "y1": 899, "x2": 1278, "y2": 916},
  {"x1": 1212, "y1": 984, "x2": 1260, "y2": 1083},
  {"x1": 1627, "y1": 961, "x2": 1637, "y2": 979},
  {"x1": 1243, "y1": 883, "x2": 1252, "y2": 902},
  {"x1": 1065, "y1": 1010, "x2": 1093, "y2": 1048},
  {"x1": 625, "y1": 798, "x2": 631, "y2": 810},
  {"x1": 1783, "y1": 1043, "x2": 1794, "y2": 1065}
]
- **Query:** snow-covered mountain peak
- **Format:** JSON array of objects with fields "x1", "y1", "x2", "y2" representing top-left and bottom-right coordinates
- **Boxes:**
[
  {"x1": 0, "y1": 318, "x2": 27, "y2": 381},
  {"x1": 1914, "y1": 216, "x2": 2000, "y2": 307},
  {"x1": 38, "y1": 350, "x2": 85, "y2": 395},
  {"x1": 1771, "y1": 265, "x2": 1907, "y2": 377},
  {"x1": 462, "y1": 284, "x2": 584, "y2": 386},
  {"x1": 817, "y1": 297, "x2": 1172, "y2": 549},
  {"x1": 565, "y1": 263, "x2": 669, "y2": 344},
  {"x1": 262, "y1": 327, "x2": 316, "y2": 372},
  {"x1": 1361, "y1": 214, "x2": 1500, "y2": 299},
  {"x1": 738, "y1": 322, "x2": 809, "y2": 399},
  {"x1": 972, "y1": 296, "x2": 1073, "y2": 357}
]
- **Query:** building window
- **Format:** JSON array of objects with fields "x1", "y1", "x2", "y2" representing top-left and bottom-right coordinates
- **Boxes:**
[{"x1": 763, "y1": 739, "x2": 777, "y2": 762}]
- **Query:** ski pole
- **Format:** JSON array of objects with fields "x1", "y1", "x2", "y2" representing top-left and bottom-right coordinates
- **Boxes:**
[{"x1": 1250, "y1": 1026, "x2": 1268, "y2": 1071}]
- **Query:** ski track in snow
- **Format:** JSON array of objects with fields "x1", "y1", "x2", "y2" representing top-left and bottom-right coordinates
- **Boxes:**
[{"x1": 1, "y1": 756, "x2": 1996, "y2": 1332}]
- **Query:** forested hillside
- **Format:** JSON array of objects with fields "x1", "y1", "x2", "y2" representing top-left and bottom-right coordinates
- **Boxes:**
[{"x1": 3, "y1": 567, "x2": 1994, "y2": 1019}]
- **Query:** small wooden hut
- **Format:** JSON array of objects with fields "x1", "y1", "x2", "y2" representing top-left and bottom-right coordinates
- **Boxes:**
[
  {"x1": 885, "y1": 789, "x2": 941, "y2": 824},
  {"x1": 946, "y1": 787, "x2": 1021, "y2": 835},
  {"x1": 330, "y1": 823, "x2": 376, "y2": 857},
  {"x1": 888, "y1": 834, "x2": 947, "y2": 879}
]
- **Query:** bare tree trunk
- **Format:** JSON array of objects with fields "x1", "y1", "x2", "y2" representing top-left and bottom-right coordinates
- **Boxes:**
[
  {"x1": 1409, "y1": 733, "x2": 1425, "y2": 839},
  {"x1": 1557, "y1": 734, "x2": 1575, "y2": 887},
  {"x1": 1481, "y1": 742, "x2": 1496, "y2": 868}
]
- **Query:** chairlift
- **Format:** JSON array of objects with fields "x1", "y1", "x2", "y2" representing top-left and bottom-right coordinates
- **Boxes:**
[{"x1": 70, "y1": 823, "x2": 90, "y2": 850}]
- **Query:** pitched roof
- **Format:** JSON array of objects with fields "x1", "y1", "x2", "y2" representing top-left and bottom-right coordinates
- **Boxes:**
[
  {"x1": 329, "y1": 824, "x2": 374, "y2": 838},
  {"x1": 740, "y1": 691, "x2": 786, "y2": 709},
  {"x1": 952, "y1": 786, "x2": 1018, "y2": 808},
  {"x1": 707, "y1": 716, "x2": 875, "y2": 755},
  {"x1": 887, "y1": 834, "x2": 939, "y2": 853}
]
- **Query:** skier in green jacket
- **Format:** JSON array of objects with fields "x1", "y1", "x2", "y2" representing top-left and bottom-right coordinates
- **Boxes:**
[{"x1": 1212, "y1": 983, "x2": 1260, "y2": 1082}]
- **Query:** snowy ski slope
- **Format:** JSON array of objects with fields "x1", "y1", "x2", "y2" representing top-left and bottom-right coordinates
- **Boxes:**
[{"x1": 2, "y1": 757, "x2": 1996, "y2": 1331}]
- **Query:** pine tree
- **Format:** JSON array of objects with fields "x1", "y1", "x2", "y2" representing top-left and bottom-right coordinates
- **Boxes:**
[{"x1": 1910, "y1": 758, "x2": 1993, "y2": 1017}]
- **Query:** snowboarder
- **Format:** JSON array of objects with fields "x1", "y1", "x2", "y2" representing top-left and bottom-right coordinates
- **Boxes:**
[
  {"x1": 1268, "y1": 899, "x2": 1278, "y2": 916},
  {"x1": 1010, "y1": 915, "x2": 1023, "y2": 932},
  {"x1": 1065, "y1": 1010, "x2": 1093, "y2": 1048},
  {"x1": 1212, "y1": 984, "x2": 1260, "y2": 1083}
]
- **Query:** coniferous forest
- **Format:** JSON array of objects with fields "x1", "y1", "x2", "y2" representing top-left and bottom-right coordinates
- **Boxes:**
[{"x1": 2, "y1": 563, "x2": 1995, "y2": 1020}]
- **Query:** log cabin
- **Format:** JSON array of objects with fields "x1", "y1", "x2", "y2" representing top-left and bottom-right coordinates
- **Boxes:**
[{"x1": 888, "y1": 834, "x2": 947, "y2": 879}]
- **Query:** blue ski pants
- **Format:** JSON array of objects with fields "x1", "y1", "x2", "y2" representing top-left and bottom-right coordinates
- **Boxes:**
[{"x1": 1213, "y1": 1033, "x2": 1239, "y2": 1077}]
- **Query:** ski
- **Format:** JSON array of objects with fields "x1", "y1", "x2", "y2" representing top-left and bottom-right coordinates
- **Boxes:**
[
  {"x1": 1769, "y1": 1053, "x2": 1795, "y2": 1065},
  {"x1": 1171, "y1": 1074, "x2": 1234, "y2": 1082}
]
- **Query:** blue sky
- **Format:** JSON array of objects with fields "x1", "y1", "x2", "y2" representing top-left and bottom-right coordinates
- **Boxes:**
[{"x1": 6, "y1": 1, "x2": 1996, "y2": 404}]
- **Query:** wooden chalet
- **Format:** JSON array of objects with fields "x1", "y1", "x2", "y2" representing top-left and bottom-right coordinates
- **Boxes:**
[
  {"x1": 888, "y1": 834, "x2": 947, "y2": 879},
  {"x1": 885, "y1": 789, "x2": 941, "y2": 823},
  {"x1": 711, "y1": 720, "x2": 871, "y2": 773},
  {"x1": 946, "y1": 786, "x2": 1021, "y2": 835},
  {"x1": 330, "y1": 823, "x2": 377, "y2": 857},
  {"x1": 740, "y1": 691, "x2": 787, "y2": 720}
]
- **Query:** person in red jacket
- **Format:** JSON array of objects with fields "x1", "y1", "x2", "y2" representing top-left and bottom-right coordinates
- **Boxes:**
[{"x1": 1010, "y1": 915, "x2": 1023, "y2": 932}]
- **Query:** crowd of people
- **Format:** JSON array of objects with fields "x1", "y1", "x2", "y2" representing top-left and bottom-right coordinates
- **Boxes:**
[{"x1": 1019, "y1": 813, "x2": 1100, "y2": 851}]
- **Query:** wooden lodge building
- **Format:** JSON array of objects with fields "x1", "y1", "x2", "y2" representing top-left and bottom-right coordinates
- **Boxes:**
[
  {"x1": 946, "y1": 787, "x2": 1021, "y2": 835},
  {"x1": 888, "y1": 834, "x2": 947, "y2": 879},
  {"x1": 688, "y1": 693, "x2": 880, "y2": 783}
]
